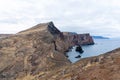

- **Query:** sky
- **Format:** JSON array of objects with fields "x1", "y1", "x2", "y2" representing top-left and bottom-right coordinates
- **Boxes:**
[{"x1": 0, "y1": 0, "x2": 120, "y2": 38}]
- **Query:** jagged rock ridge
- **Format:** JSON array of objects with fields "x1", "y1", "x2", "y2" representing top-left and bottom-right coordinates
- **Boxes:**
[
  {"x1": 0, "y1": 22, "x2": 94, "y2": 80},
  {"x1": 0, "y1": 22, "x2": 71, "y2": 80}
]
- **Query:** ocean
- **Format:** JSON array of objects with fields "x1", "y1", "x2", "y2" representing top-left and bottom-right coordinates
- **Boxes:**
[{"x1": 67, "y1": 38, "x2": 120, "y2": 63}]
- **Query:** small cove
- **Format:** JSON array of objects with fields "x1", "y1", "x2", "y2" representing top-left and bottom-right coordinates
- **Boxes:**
[{"x1": 67, "y1": 38, "x2": 120, "y2": 63}]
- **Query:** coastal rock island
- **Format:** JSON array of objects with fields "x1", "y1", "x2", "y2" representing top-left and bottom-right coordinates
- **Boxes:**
[{"x1": 0, "y1": 22, "x2": 119, "y2": 80}]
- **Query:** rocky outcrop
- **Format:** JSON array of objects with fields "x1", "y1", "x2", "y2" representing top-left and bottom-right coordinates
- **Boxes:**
[
  {"x1": 75, "y1": 45, "x2": 84, "y2": 53},
  {"x1": 0, "y1": 22, "x2": 71, "y2": 80},
  {"x1": 63, "y1": 32, "x2": 94, "y2": 46},
  {"x1": 0, "y1": 22, "x2": 95, "y2": 80},
  {"x1": 1, "y1": 21, "x2": 116, "y2": 80}
]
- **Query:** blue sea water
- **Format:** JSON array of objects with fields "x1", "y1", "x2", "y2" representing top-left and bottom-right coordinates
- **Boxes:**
[{"x1": 67, "y1": 38, "x2": 120, "y2": 63}]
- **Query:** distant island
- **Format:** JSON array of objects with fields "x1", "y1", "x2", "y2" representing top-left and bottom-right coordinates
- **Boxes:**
[{"x1": 92, "y1": 36, "x2": 109, "y2": 39}]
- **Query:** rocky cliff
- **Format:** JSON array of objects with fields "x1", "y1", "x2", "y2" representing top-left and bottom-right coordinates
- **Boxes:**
[
  {"x1": 1, "y1": 21, "x2": 118, "y2": 80},
  {"x1": 63, "y1": 32, "x2": 94, "y2": 46},
  {"x1": 0, "y1": 22, "x2": 71, "y2": 80}
]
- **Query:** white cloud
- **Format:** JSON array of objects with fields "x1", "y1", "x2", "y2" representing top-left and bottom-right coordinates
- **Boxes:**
[{"x1": 0, "y1": 0, "x2": 120, "y2": 38}]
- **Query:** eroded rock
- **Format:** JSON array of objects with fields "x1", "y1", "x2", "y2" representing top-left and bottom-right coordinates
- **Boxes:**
[{"x1": 0, "y1": 22, "x2": 96, "y2": 80}]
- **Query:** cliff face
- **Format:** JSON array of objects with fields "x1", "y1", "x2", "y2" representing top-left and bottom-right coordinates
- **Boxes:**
[
  {"x1": 63, "y1": 32, "x2": 94, "y2": 46},
  {"x1": 0, "y1": 22, "x2": 71, "y2": 80},
  {"x1": 0, "y1": 22, "x2": 95, "y2": 80},
  {"x1": 0, "y1": 22, "x2": 119, "y2": 80}
]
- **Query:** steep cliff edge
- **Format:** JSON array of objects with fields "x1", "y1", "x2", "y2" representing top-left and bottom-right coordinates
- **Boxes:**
[
  {"x1": 0, "y1": 22, "x2": 95, "y2": 80},
  {"x1": 63, "y1": 32, "x2": 94, "y2": 46},
  {"x1": 0, "y1": 22, "x2": 71, "y2": 80}
]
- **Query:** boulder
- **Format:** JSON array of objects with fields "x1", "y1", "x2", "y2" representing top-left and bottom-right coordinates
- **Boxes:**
[
  {"x1": 75, "y1": 45, "x2": 84, "y2": 53},
  {"x1": 75, "y1": 55, "x2": 81, "y2": 58}
]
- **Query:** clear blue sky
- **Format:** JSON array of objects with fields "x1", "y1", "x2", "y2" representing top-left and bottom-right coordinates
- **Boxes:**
[{"x1": 0, "y1": 0, "x2": 120, "y2": 38}]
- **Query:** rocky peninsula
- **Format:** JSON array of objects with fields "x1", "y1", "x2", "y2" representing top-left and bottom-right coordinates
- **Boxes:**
[{"x1": 0, "y1": 22, "x2": 119, "y2": 80}]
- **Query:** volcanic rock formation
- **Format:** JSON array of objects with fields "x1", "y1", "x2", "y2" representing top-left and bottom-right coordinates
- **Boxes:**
[
  {"x1": 63, "y1": 32, "x2": 94, "y2": 46},
  {"x1": 0, "y1": 22, "x2": 95, "y2": 80},
  {"x1": 0, "y1": 22, "x2": 71, "y2": 80}
]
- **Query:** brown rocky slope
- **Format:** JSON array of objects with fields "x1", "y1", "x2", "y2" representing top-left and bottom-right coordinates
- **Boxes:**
[
  {"x1": 0, "y1": 22, "x2": 119, "y2": 80},
  {"x1": 0, "y1": 22, "x2": 72, "y2": 80},
  {"x1": 40, "y1": 48, "x2": 120, "y2": 80}
]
